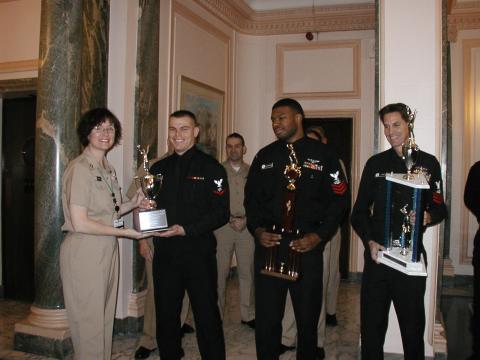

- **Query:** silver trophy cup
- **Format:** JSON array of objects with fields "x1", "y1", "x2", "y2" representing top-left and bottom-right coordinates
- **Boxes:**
[{"x1": 133, "y1": 146, "x2": 168, "y2": 232}]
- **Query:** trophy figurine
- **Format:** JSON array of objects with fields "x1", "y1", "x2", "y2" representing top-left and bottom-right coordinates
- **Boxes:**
[
  {"x1": 133, "y1": 145, "x2": 168, "y2": 232},
  {"x1": 261, "y1": 144, "x2": 302, "y2": 281},
  {"x1": 401, "y1": 108, "x2": 419, "y2": 180},
  {"x1": 399, "y1": 204, "x2": 411, "y2": 256}
]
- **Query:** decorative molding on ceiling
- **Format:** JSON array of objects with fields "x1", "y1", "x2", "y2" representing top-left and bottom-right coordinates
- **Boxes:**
[
  {"x1": 193, "y1": 0, "x2": 375, "y2": 35},
  {"x1": 448, "y1": 0, "x2": 480, "y2": 41}
]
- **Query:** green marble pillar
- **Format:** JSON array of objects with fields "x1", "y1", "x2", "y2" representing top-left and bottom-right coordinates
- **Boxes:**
[
  {"x1": 14, "y1": 1, "x2": 84, "y2": 358},
  {"x1": 132, "y1": 0, "x2": 160, "y2": 293},
  {"x1": 81, "y1": 0, "x2": 109, "y2": 112}
]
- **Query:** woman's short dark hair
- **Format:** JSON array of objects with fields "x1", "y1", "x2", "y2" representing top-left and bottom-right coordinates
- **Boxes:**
[
  {"x1": 77, "y1": 108, "x2": 122, "y2": 147},
  {"x1": 379, "y1": 103, "x2": 415, "y2": 123}
]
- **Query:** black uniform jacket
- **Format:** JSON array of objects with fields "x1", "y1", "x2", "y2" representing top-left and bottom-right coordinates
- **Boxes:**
[
  {"x1": 150, "y1": 146, "x2": 229, "y2": 256},
  {"x1": 245, "y1": 136, "x2": 349, "y2": 247},
  {"x1": 465, "y1": 161, "x2": 480, "y2": 224},
  {"x1": 351, "y1": 148, "x2": 447, "y2": 251}
]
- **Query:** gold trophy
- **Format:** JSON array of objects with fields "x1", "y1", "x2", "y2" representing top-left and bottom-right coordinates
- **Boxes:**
[
  {"x1": 261, "y1": 144, "x2": 302, "y2": 281},
  {"x1": 132, "y1": 145, "x2": 168, "y2": 232}
]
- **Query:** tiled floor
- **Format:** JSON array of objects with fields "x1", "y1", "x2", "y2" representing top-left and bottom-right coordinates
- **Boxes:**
[
  {"x1": 0, "y1": 279, "x2": 361, "y2": 360},
  {"x1": 0, "y1": 276, "x2": 474, "y2": 359}
]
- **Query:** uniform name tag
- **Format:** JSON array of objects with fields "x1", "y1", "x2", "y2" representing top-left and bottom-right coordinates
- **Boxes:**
[{"x1": 113, "y1": 218, "x2": 124, "y2": 228}]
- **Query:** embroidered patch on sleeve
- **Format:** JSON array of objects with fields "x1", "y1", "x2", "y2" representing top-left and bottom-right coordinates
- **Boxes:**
[
  {"x1": 213, "y1": 178, "x2": 225, "y2": 196},
  {"x1": 432, "y1": 192, "x2": 443, "y2": 204},
  {"x1": 329, "y1": 171, "x2": 347, "y2": 195},
  {"x1": 432, "y1": 181, "x2": 443, "y2": 204}
]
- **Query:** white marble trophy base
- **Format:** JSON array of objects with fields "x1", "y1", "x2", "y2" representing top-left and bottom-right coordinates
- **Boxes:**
[{"x1": 378, "y1": 247, "x2": 427, "y2": 276}]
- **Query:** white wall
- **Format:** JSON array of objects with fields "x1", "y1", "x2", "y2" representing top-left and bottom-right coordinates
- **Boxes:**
[
  {"x1": 234, "y1": 30, "x2": 376, "y2": 272},
  {"x1": 450, "y1": 28, "x2": 480, "y2": 276},
  {"x1": 107, "y1": 0, "x2": 139, "y2": 319},
  {"x1": 158, "y1": 0, "x2": 235, "y2": 159}
]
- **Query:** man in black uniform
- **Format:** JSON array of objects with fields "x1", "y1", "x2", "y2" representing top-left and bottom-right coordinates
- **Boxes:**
[
  {"x1": 464, "y1": 161, "x2": 480, "y2": 360},
  {"x1": 150, "y1": 110, "x2": 229, "y2": 360},
  {"x1": 245, "y1": 98, "x2": 348, "y2": 359},
  {"x1": 351, "y1": 103, "x2": 447, "y2": 359}
]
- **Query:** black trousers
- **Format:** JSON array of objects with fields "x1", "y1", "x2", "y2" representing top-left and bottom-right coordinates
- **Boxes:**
[
  {"x1": 472, "y1": 230, "x2": 480, "y2": 358},
  {"x1": 254, "y1": 248, "x2": 323, "y2": 360},
  {"x1": 361, "y1": 259, "x2": 426, "y2": 360},
  {"x1": 153, "y1": 249, "x2": 225, "y2": 360}
]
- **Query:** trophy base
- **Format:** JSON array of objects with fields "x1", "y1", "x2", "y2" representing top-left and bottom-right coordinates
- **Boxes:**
[
  {"x1": 133, "y1": 208, "x2": 168, "y2": 233},
  {"x1": 260, "y1": 268, "x2": 298, "y2": 281},
  {"x1": 378, "y1": 248, "x2": 427, "y2": 276}
]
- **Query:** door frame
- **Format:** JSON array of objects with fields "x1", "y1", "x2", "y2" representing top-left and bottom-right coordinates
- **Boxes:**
[{"x1": 0, "y1": 77, "x2": 37, "y2": 298}]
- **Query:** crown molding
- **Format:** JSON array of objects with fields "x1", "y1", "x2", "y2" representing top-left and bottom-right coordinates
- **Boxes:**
[
  {"x1": 193, "y1": 0, "x2": 375, "y2": 35},
  {"x1": 448, "y1": 1, "x2": 480, "y2": 41}
]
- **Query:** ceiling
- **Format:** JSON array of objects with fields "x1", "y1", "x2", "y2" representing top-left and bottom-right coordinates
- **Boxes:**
[{"x1": 243, "y1": 0, "x2": 374, "y2": 11}]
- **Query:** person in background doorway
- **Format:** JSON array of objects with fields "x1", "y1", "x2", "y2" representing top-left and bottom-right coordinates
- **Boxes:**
[{"x1": 215, "y1": 133, "x2": 255, "y2": 329}]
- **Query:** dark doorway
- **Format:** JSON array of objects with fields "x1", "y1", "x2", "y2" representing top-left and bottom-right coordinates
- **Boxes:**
[
  {"x1": 304, "y1": 117, "x2": 352, "y2": 279},
  {"x1": 2, "y1": 95, "x2": 36, "y2": 301}
]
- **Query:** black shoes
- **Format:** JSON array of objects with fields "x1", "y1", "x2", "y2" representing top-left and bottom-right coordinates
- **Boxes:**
[
  {"x1": 241, "y1": 319, "x2": 256, "y2": 329},
  {"x1": 326, "y1": 313, "x2": 338, "y2": 326},
  {"x1": 181, "y1": 323, "x2": 195, "y2": 337},
  {"x1": 134, "y1": 346, "x2": 156, "y2": 359},
  {"x1": 317, "y1": 347, "x2": 325, "y2": 359},
  {"x1": 278, "y1": 344, "x2": 296, "y2": 354}
]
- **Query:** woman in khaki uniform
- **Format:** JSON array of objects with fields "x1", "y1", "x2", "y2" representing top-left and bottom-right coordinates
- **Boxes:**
[{"x1": 60, "y1": 108, "x2": 151, "y2": 360}]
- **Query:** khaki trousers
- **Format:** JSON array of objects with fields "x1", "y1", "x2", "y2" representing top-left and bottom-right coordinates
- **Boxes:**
[
  {"x1": 60, "y1": 234, "x2": 119, "y2": 360},
  {"x1": 215, "y1": 224, "x2": 255, "y2": 321},
  {"x1": 139, "y1": 239, "x2": 191, "y2": 349},
  {"x1": 281, "y1": 227, "x2": 341, "y2": 347}
]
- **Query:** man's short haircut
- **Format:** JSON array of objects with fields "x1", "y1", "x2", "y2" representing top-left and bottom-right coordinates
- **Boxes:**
[
  {"x1": 226, "y1": 132, "x2": 245, "y2": 146},
  {"x1": 379, "y1": 103, "x2": 415, "y2": 123},
  {"x1": 77, "y1": 107, "x2": 122, "y2": 147},
  {"x1": 306, "y1": 125, "x2": 326, "y2": 142},
  {"x1": 170, "y1": 110, "x2": 198, "y2": 125},
  {"x1": 272, "y1": 98, "x2": 305, "y2": 120}
]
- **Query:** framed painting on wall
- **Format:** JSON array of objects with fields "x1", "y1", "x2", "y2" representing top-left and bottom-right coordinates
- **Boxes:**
[{"x1": 178, "y1": 75, "x2": 225, "y2": 160}]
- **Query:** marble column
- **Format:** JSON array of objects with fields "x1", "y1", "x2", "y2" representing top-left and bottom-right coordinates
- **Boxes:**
[
  {"x1": 132, "y1": 0, "x2": 159, "y2": 294},
  {"x1": 81, "y1": 0, "x2": 109, "y2": 112},
  {"x1": 14, "y1": 1, "x2": 83, "y2": 358}
]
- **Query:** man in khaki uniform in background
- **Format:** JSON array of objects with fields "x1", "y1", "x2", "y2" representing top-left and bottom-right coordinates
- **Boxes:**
[
  {"x1": 127, "y1": 153, "x2": 193, "y2": 359},
  {"x1": 214, "y1": 133, "x2": 255, "y2": 328},
  {"x1": 280, "y1": 126, "x2": 346, "y2": 359}
]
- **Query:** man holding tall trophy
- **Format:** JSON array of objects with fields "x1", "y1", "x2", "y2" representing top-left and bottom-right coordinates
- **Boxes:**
[
  {"x1": 351, "y1": 103, "x2": 447, "y2": 359},
  {"x1": 245, "y1": 98, "x2": 348, "y2": 359}
]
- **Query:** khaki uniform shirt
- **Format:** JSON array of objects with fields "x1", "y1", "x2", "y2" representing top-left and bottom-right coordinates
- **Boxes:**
[
  {"x1": 223, "y1": 161, "x2": 250, "y2": 218},
  {"x1": 62, "y1": 150, "x2": 121, "y2": 232}
]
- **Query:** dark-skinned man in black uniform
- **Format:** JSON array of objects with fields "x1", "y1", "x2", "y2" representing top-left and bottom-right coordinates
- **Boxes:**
[
  {"x1": 464, "y1": 161, "x2": 480, "y2": 360},
  {"x1": 245, "y1": 98, "x2": 348, "y2": 360},
  {"x1": 351, "y1": 103, "x2": 447, "y2": 360},
  {"x1": 150, "y1": 110, "x2": 229, "y2": 360}
]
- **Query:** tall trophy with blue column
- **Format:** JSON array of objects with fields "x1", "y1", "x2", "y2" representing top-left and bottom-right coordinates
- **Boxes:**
[{"x1": 378, "y1": 111, "x2": 429, "y2": 276}]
